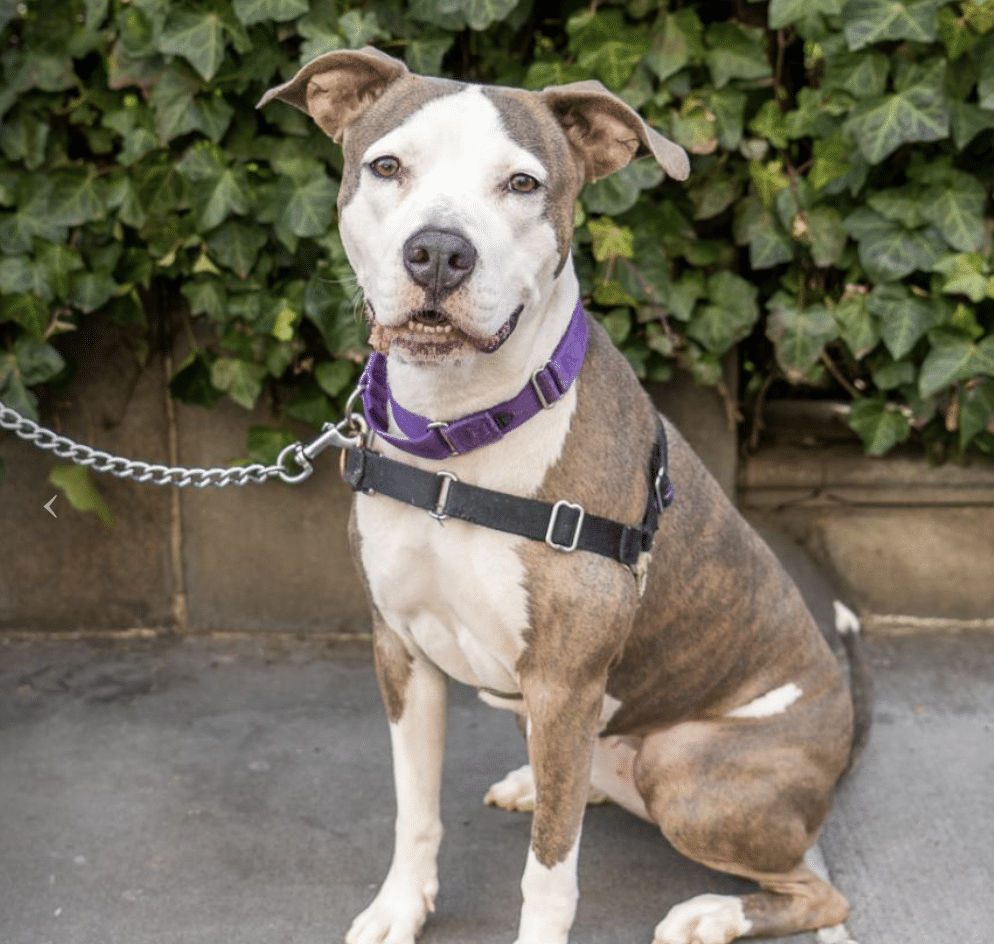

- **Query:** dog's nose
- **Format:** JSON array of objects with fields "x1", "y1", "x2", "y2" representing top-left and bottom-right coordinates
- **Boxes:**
[{"x1": 403, "y1": 228, "x2": 477, "y2": 294}]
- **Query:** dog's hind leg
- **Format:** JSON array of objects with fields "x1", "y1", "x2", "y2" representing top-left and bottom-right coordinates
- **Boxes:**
[{"x1": 635, "y1": 688, "x2": 853, "y2": 944}]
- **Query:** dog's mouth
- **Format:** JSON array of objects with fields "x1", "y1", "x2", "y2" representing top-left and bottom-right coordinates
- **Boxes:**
[{"x1": 367, "y1": 305, "x2": 523, "y2": 358}]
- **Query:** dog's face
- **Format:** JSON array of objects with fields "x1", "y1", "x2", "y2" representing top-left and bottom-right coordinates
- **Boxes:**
[
  {"x1": 259, "y1": 48, "x2": 689, "y2": 367},
  {"x1": 337, "y1": 83, "x2": 580, "y2": 365}
]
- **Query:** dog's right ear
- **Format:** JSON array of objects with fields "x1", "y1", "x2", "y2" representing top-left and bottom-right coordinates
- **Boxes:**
[{"x1": 257, "y1": 46, "x2": 409, "y2": 143}]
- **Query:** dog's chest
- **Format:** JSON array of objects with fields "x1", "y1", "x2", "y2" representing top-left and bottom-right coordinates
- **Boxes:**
[{"x1": 354, "y1": 393, "x2": 576, "y2": 694}]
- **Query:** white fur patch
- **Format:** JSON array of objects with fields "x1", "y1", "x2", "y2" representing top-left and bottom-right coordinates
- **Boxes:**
[
  {"x1": 833, "y1": 600, "x2": 861, "y2": 635},
  {"x1": 726, "y1": 682, "x2": 803, "y2": 720},
  {"x1": 517, "y1": 838, "x2": 580, "y2": 944},
  {"x1": 654, "y1": 894, "x2": 752, "y2": 944}
]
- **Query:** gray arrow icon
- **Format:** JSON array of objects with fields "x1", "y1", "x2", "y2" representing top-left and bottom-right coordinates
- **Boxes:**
[{"x1": 44, "y1": 496, "x2": 57, "y2": 518}]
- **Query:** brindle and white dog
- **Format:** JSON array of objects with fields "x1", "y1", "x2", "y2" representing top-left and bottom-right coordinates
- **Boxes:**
[{"x1": 260, "y1": 47, "x2": 869, "y2": 944}]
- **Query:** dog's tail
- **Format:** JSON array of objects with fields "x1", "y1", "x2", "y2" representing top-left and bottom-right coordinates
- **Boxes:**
[{"x1": 833, "y1": 601, "x2": 873, "y2": 775}]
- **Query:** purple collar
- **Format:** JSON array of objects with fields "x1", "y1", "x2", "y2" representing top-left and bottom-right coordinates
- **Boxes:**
[{"x1": 360, "y1": 300, "x2": 589, "y2": 460}]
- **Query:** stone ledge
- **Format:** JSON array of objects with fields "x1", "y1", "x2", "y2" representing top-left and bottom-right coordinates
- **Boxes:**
[{"x1": 740, "y1": 444, "x2": 994, "y2": 624}]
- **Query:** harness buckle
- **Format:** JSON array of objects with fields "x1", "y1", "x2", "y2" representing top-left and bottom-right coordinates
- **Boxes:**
[
  {"x1": 545, "y1": 499, "x2": 584, "y2": 552},
  {"x1": 430, "y1": 471, "x2": 459, "y2": 523}
]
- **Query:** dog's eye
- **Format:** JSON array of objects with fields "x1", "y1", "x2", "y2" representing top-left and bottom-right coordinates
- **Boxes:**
[
  {"x1": 508, "y1": 173, "x2": 540, "y2": 193},
  {"x1": 370, "y1": 156, "x2": 401, "y2": 178}
]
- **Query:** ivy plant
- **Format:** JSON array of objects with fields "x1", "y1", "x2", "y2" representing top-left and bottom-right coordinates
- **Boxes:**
[{"x1": 1, "y1": 0, "x2": 993, "y2": 470}]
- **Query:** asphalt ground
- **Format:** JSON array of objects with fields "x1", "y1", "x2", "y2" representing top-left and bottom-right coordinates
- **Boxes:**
[{"x1": 1, "y1": 626, "x2": 992, "y2": 944}]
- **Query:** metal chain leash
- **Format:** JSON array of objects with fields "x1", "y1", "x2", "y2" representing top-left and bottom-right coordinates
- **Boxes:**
[{"x1": 0, "y1": 387, "x2": 367, "y2": 488}]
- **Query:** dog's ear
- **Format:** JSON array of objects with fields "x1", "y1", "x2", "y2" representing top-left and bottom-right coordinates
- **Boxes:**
[
  {"x1": 539, "y1": 80, "x2": 689, "y2": 183},
  {"x1": 257, "y1": 46, "x2": 409, "y2": 143}
]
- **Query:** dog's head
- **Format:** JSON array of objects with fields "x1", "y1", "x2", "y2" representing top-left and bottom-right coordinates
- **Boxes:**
[{"x1": 260, "y1": 47, "x2": 688, "y2": 366}]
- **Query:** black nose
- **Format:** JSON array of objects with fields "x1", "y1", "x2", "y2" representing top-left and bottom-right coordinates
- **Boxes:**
[{"x1": 403, "y1": 228, "x2": 477, "y2": 294}]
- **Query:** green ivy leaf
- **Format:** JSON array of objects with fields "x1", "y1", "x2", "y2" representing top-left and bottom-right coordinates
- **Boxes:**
[
  {"x1": 766, "y1": 293, "x2": 839, "y2": 382},
  {"x1": 47, "y1": 169, "x2": 105, "y2": 227},
  {"x1": 49, "y1": 464, "x2": 114, "y2": 527},
  {"x1": 934, "y1": 252, "x2": 991, "y2": 301},
  {"x1": 949, "y1": 99, "x2": 994, "y2": 148},
  {"x1": 232, "y1": 0, "x2": 309, "y2": 26},
  {"x1": 769, "y1": 0, "x2": 844, "y2": 29},
  {"x1": 583, "y1": 162, "x2": 662, "y2": 215},
  {"x1": 868, "y1": 284, "x2": 942, "y2": 358},
  {"x1": 177, "y1": 143, "x2": 251, "y2": 230},
  {"x1": 210, "y1": 357, "x2": 267, "y2": 409},
  {"x1": 823, "y1": 49, "x2": 889, "y2": 98},
  {"x1": 919, "y1": 334, "x2": 994, "y2": 395},
  {"x1": 705, "y1": 23, "x2": 772, "y2": 89},
  {"x1": 588, "y1": 217, "x2": 635, "y2": 261},
  {"x1": 938, "y1": 5, "x2": 980, "y2": 59},
  {"x1": 440, "y1": 0, "x2": 521, "y2": 31},
  {"x1": 1, "y1": 293, "x2": 49, "y2": 342},
  {"x1": 151, "y1": 65, "x2": 234, "y2": 143},
  {"x1": 182, "y1": 278, "x2": 227, "y2": 321},
  {"x1": 842, "y1": 0, "x2": 945, "y2": 50},
  {"x1": 14, "y1": 335, "x2": 65, "y2": 385},
  {"x1": 845, "y1": 64, "x2": 949, "y2": 164},
  {"x1": 158, "y1": 10, "x2": 228, "y2": 83},
  {"x1": 170, "y1": 351, "x2": 222, "y2": 407},
  {"x1": 920, "y1": 173, "x2": 987, "y2": 251},
  {"x1": 960, "y1": 378, "x2": 994, "y2": 448},
  {"x1": 207, "y1": 220, "x2": 267, "y2": 278},
  {"x1": 259, "y1": 171, "x2": 338, "y2": 238},
  {"x1": 0, "y1": 350, "x2": 38, "y2": 421},
  {"x1": 848, "y1": 396, "x2": 911, "y2": 454},
  {"x1": 0, "y1": 255, "x2": 49, "y2": 300},
  {"x1": 808, "y1": 134, "x2": 852, "y2": 191},
  {"x1": 844, "y1": 208, "x2": 947, "y2": 281},
  {"x1": 736, "y1": 198, "x2": 795, "y2": 268},
  {"x1": 644, "y1": 12, "x2": 690, "y2": 83},
  {"x1": 315, "y1": 359, "x2": 356, "y2": 397},
  {"x1": 568, "y1": 11, "x2": 650, "y2": 89},
  {"x1": 66, "y1": 272, "x2": 118, "y2": 313},
  {"x1": 805, "y1": 206, "x2": 848, "y2": 267},
  {"x1": 834, "y1": 291, "x2": 881, "y2": 358},
  {"x1": 685, "y1": 271, "x2": 759, "y2": 355}
]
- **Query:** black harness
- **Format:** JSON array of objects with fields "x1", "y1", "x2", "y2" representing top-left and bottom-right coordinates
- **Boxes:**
[{"x1": 341, "y1": 420, "x2": 673, "y2": 569}]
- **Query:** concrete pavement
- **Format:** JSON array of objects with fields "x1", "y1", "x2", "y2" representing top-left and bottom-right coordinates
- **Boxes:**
[{"x1": 1, "y1": 628, "x2": 992, "y2": 944}]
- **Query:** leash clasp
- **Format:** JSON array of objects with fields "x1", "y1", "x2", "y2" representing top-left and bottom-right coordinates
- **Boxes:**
[{"x1": 545, "y1": 499, "x2": 584, "y2": 552}]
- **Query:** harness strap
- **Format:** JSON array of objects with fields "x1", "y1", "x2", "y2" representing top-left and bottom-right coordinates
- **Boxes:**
[{"x1": 341, "y1": 421, "x2": 673, "y2": 569}]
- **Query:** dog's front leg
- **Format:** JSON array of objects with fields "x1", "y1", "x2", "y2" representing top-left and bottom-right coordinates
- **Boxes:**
[
  {"x1": 347, "y1": 623, "x2": 447, "y2": 944},
  {"x1": 514, "y1": 672, "x2": 603, "y2": 944}
]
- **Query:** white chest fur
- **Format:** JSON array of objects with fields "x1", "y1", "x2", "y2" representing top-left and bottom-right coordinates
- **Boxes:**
[{"x1": 355, "y1": 387, "x2": 576, "y2": 694}]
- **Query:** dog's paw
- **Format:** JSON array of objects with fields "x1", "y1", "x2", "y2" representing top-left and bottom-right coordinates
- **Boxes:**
[
  {"x1": 653, "y1": 894, "x2": 751, "y2": 944},
  {"x1": 485, "y1": 764, "x2": 537, "y2": 811},
  {"x1": 345, "y1": 877, "x2": 437, "y2": 944},
  {"x1": 485, "y1": 764, "x2": 609, "y2": 812}
]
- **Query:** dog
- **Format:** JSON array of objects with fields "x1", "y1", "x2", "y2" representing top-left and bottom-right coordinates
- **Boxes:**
[{"x1": 260, "y1": 47, "x2": 870, "y2": 944}]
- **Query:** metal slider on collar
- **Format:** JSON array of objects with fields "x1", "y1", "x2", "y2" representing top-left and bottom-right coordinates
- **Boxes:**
[{"x1": 530, "y1": 360, "x2": 566, "y2": 410}]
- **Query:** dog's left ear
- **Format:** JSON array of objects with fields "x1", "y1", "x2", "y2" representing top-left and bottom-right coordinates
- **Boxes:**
[
  {"x1": 257, "y1": 46, "x2": 409, "y2": 143},
  {"x1": 539, "y1": 80, "x2": 689, "y2": 183}
]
